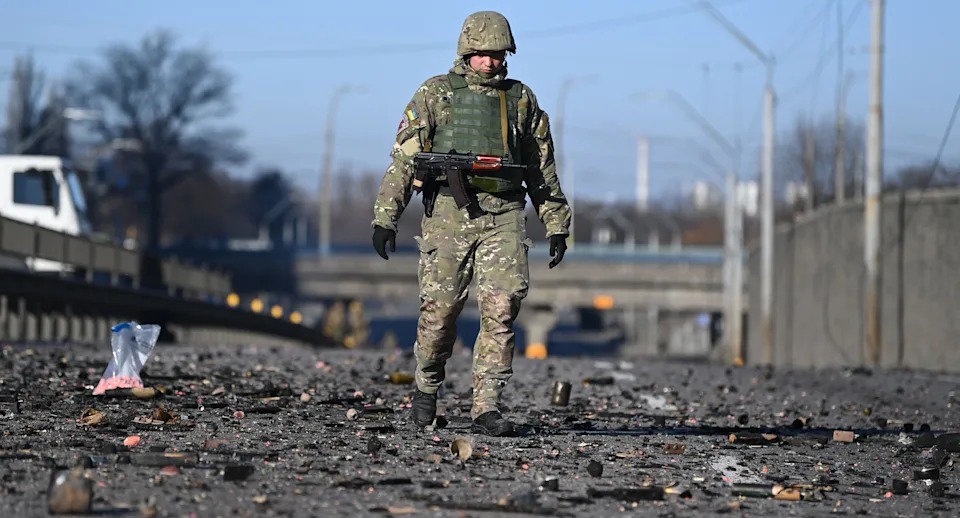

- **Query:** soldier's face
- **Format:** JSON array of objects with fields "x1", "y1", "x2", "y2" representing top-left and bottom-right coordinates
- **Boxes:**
[{"x1": 468, "y1": 51, "x2": 506, "y2": 74}]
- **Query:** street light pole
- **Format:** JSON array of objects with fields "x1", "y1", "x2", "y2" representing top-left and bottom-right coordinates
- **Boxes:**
[
  {"x1": 636, "y1": 136, "x2": 650, "y2": 213},
  {"x1": 555, "y1": 75, "x2": 596, "y2": 248},
  {"x1": 318, "y1": 85, "x2": 362, "y2": 257},
  {"x1": 633, "y1": 91, "x2": 742, "y2": 363},
  {"x1": 689, "y1": 0, "x2": 777, "y2": 365},
  {"x1": 760, "y1": 64, "x2": 776, "y2": 364}
]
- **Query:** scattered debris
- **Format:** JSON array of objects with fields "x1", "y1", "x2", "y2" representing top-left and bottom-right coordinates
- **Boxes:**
[
  {"x1": 728, "y1": 432, "x2": 778, "y2": 445},
  {"x1": 582, "y1": 376, "x2": 614, "y2": 386},
  {"x1": 77, "y1": 408, "x2": 105, "y2": 427},
  {"x1": 388, "y1": 372, "x2": 414, "y2": 384},
  {"x1": 913, "y1": 466, "x2": 939, "y2": 480},
  {"x1": 130, "y1": 452, "x2": 198, "y2": 467},
  {"x1": 223, "y1": 465, "x2": 255, "y2": 482},
  {"x1": 586, "y1": 460, "x2": 603, "y2": 477},
  {"x1": 450, "y1": 437, "x2": 472, "y2": 462},
  {"x1": 368, "y1": 505, "x2": 417, "y2": 515},
  {"x1": 551, "y1": 381, "x2": 571, "y2": 406},
  {"x1": 891, "y1": 479, "x2": 908, "y2": 495},
  {"x1": 832, "y1": 430, "x2": 855, "y2": 443},
  {"x1": 367, "y1": 437, "x2": 383, "y2": 455},
  {"x1": 130, "y1": 387, "x2": 157, "y2": 399},
  {"x1": 0, "y1": 392, "x2": 20, "y2": 416},
  {"x1": 48, "y1": 468, "x2": 92, "y2": 515},
  {"x1": 664, "y1": 443, "x2": 686, "y2": 455},
  {"x1": 587, "y1": 486, "x2": 664, "y2": 502},
  {"x1": 4, "y1": 338, "x2": 958, "y2": 515},
  {"x1": 539, "y1": 477, "x2": 559, "y2": 491},
  {"x1": 930, "y1": 481, "x2": 946, "y2": 497}
]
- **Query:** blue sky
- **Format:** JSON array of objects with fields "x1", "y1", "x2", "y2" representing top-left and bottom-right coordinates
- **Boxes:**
[{"x1": 2, "y1": 0, "x2": 958, "y2": 203}]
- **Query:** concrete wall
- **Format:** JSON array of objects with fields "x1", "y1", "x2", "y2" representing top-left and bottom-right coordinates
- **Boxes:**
[{"x1": 746, "y1": 188, "x2": 960, "y2": 372}]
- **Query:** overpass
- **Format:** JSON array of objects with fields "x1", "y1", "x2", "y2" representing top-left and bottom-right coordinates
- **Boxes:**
[
  {"x1": 295, "y1": 245, "x2": 727, "y2": 311},
  {"x1": 293, "y1": 244, "x2": 732, "y2": 355},
  {"x1": 160, "y1": 241, "x2": 735, "y2": 356}
]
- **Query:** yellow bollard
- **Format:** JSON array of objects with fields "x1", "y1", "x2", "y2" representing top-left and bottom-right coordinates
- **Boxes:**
[
  {"x1": 226, "y1": 293, "x2": 240, "y2": 307},
  {"x1": 525, "y1": 342, "x2": 548, "y2": 360},
  {"x1": 250, "y1": 298, "x2": 264, "y2": 313},
  {"x1": 270, "y1": 305, "x2": 283, "y2": 318},
  {"x1": 290, "y1": 311, "x2": 303, "y2": 324}
]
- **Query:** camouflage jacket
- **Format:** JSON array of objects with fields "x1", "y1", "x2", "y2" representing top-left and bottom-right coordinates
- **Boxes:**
[{"x1": 372, "y1": 60, "x2": 571, "y2": 237}]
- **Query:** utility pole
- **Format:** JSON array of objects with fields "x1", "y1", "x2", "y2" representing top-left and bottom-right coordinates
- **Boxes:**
[
  {"x1": 803, "y1": 127, "x2": 816, "y2": 212},
  {"x1": 725, "y1": 169, "x2": 743, "y2": 363},
  {"x1": 636, "y1": 136, "x2": 650, "y2": 213},
  {"x1": 864, "y1": 0, "x2": 885, "y2": 366},
  {"x1": 319, "y1": 85, "x2": 361, "y2": 257},
  {"x1": 835, "y1": 0, "x2": 847, "y2": 204},
  {"x1": 836, "y1": 89, "x2": 847, "y2": 204},
  {"x1": 761, "y1": 65, "x2": 776, "y2": 364}
]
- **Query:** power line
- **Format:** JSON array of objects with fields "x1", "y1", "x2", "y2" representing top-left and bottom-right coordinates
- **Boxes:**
[
  {"x1": 0, "y1": 0, "x2": 756, "y2": 60},
  {"x1": 775, "y1": 0, "x2": 835, "y2": 61},
  {"x1": 779, "y1": 0, "x2": 867, "y2": 104},
  {"x1": 808, "y1": 0, "x2": 835, "y2": 118}
]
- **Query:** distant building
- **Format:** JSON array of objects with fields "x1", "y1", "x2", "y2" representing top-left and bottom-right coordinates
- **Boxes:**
[
  {"x1": 688, "y1": 180, "x2": 723, "y2": 211},
  {"x1": 784, "y1": 181, "x2": 809, "y2": 206},
  {"x1": 736, "y1": 181, "x2": 759, "y2": 217}
]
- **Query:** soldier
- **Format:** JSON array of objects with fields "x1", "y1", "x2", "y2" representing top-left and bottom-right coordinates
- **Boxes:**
[{"x1": 371, "y1": 10, "x2": 571, "y2": 436}]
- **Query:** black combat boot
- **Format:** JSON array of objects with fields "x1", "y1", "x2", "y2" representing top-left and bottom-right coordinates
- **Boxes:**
[
  {"x1": 471, "y1": 411, "x2": 516, "y2": 437},
  {"x1": 411, "y1": 390, "x2": 437, "y2": 427}
]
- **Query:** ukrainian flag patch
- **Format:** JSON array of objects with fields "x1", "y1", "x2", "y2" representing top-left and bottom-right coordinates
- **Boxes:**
[{"x1": 406, "y1": 106, "x2": 418, "y2": 122}]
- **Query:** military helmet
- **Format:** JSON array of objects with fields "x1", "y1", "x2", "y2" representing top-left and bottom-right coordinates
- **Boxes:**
[{"x1": 457, "y1": 11, "x2": 516, "y2": 56}]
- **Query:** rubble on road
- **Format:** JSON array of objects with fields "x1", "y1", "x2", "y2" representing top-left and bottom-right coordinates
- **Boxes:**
[{"x1": 0, "y1": 341, "x2": 958, "y2": 516}]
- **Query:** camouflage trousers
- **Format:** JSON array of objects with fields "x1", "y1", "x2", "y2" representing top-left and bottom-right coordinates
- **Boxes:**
[{"x1": 413, "y1": 194, "x2": 532, "y2": 419}]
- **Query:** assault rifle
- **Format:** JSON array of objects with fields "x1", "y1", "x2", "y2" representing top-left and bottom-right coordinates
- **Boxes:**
[{"x1": 412, "y1": 152, "x2": 526, "y2": 219}]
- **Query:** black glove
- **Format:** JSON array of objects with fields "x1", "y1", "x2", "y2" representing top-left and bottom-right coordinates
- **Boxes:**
[
  {"x1": 548, "y1": 234, "x2": 567, "y2": 269},
  {"x1": 372, "y1": 226, "x2": 396, "y2": 260}
]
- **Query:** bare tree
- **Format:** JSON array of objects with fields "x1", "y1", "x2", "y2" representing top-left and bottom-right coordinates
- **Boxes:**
[
  {"x1": 164, "y1": 168, "x2": 254, "y2": 242},
  {"x1": 778, "y1": 115, "x2": 865, "y2": 210},
  {"x1": 3, "y1": 54, "x2": 71, "y2": 156},
  {"x1": 66, "y1": 29, "x2": 246, "y2": 272},
  {"x1": 888, "y1": 163, "x2": 960, "y2": 191}
]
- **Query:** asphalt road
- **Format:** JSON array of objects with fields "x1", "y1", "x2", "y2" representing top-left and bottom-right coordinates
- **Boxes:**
[{"x1": 1, "y1": 340, "x2": 959, "y2": 517}]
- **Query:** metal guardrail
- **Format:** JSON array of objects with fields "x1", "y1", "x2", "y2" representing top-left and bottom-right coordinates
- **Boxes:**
[
  {"x1": 0, "y1": 216, "x2": 334, "y2": 347},
  {"x1": 0, "y1": 268, "x2": 329, "y2": 345},
  {"x1": 0, "y1": 216, "x2": 231, "y2": 299}
]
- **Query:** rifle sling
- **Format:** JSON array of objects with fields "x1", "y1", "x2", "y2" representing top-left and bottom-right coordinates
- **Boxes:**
[
  {"x1": 498, "y1": 89, "x2": 509, "y2": 154},
  {"x1": 437, "y1": 184, "x2": 523, "y2": 198}
]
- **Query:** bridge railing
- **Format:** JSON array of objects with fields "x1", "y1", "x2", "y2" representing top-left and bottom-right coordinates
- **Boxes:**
[
  {"x1": 0, "y1": 216, "x2": 232, "y2": 300},
  {"x1": 0, "y1": 215, "x2": 332, "y2": 346}
]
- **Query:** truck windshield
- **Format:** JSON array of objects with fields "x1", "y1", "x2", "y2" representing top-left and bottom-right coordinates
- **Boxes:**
[{"x1": 65, "y1": 170, "x2": 92, "y2": 234}]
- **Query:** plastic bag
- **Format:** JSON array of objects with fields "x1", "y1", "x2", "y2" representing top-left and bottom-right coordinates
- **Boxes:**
[{"x1": 92, "y1": 322, "x2": 161, "y2": 395}]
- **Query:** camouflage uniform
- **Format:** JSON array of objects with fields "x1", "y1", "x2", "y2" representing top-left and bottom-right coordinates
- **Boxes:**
[{"x1": 372, "y1": 12, "x2": 571, "y2": 421}]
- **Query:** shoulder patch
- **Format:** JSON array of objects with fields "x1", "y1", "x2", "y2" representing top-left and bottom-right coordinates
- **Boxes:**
[{"x1": 396, "y1": 102, "x2": 420, "y2": 134}]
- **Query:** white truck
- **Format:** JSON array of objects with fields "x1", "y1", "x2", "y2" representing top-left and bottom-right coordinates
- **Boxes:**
[{"x1": 0, "y1": 154, "x2": 93, "y2": 271}]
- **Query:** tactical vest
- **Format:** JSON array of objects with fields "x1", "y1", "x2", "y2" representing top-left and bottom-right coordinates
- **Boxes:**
[{"x1": 430, "y1": 73, "x2": 525, "y2": 193}]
